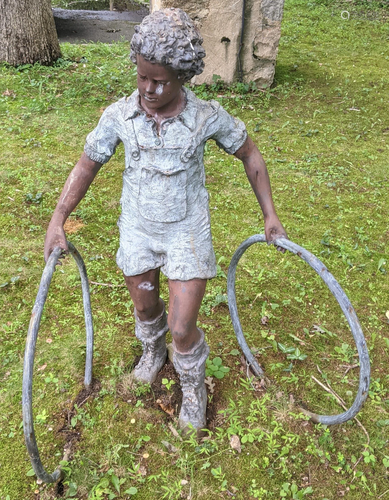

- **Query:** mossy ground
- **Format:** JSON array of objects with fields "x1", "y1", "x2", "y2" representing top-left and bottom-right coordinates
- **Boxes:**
[{"x1": 1, "y1": 1, "x2": 388, "y2": 498}]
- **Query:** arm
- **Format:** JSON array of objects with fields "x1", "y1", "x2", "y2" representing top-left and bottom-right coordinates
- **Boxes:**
[
  {"x1": 44, "y1": 152, "x2": 102, "y2": 262},
  {"x1": 234, "y1": 136, "x2": 287, "y2": 246}
]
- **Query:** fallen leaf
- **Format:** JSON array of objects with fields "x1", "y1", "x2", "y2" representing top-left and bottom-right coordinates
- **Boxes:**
[
  {"x1": 181, "y1": 479, "x2": 188, "y2": 486},
  {"x1": 205, "y1": 376, "x2": 215, "y2": 394},
  {"x1": 161, "y1": 440, "x2": 178, "y2": 453},
  {"x1": 312, "y1": 324, "x2": 325, "y2": 333},
  {"x1": 142, "y1": 453, "x2": 149, "y2": 459},
  {"x1": 3, "y1": 89, "x2": 16, "y2": 97},
  {"x1": 168, "y1": 422, "x2": 182, "y2": 440},
  {"x1": 230, "y1": 435, "x2": 241, "y2": 453},
  {"x1": 37, "y1": 364, "x2": 47, "y2": 372},
  {"x1": 157, "y1": 401, "x2": 174, "y2": 416},
  {"x1": 385, "y1": 311, "x2": 389, "y2": 320},
  {"x1": 138, "y1": 465, "x2": 147, "y2": 476}
]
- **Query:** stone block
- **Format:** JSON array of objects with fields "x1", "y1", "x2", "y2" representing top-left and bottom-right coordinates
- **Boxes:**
[{"x1": 149, "y1": 0, "x2": 284, "y2": 87}]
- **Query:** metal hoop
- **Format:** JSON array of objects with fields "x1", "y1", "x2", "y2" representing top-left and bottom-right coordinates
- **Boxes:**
[
  {"x1": 22, "y1": 243, "x2": 94, "y2": 483},
  {"x1": 227, "y1": 234, "x2": 370, "y2": 425}
]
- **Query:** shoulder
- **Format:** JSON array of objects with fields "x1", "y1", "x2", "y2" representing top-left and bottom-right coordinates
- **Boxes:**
[
  {"x1": 182, "y1": 88, "x2": 221, "y2": 130},
  {"x1": 100, "y1": 90, "x2": 140, "y2": 121},
  {"x1": 185, "y1": 89, "x2": 220, "y2": 113}
]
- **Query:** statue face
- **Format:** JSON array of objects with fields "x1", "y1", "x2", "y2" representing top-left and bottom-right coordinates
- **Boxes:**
[{"x1": 136, "y1": 55, "x2": 183, "y2": 116}]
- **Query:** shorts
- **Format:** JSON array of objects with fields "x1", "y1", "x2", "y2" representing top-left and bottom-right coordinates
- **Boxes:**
[{"x1": 116, "y1": 192, "x2": 217, "y2": 281}]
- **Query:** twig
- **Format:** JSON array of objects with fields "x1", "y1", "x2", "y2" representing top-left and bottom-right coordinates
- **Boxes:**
[
  {"x1": 311, "y1": 376, "x2": 346, "y2": 406},
  {"x1": 312, "y1": 367, "x2": 370, "y2": 472},
  {"x1": 89, "y1": 280, "x2": 126, "y2": 288},
  {"x1": 378, "y1": 489, "x2": 389, "y2": 499},
  {"x1": 246, "y1": 363, "x2": 257, "y2": 391},
  {"x1": 315, "y1": 366, "x2": 369, "y2": 446},
  {"x1": 77, "y1": 394, "x2": 91, "y2": 408},
  {"x1": 340, "y1": 363, "x2": 359, "y2": 376}
]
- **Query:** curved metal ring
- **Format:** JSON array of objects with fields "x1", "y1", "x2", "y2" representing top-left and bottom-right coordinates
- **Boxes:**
[
  {"x1": 22, "y1": 243, "x2": 94, "y2": 483},
  {"x1": 227, "y1": 234, "x2": 370, "y2": 425}
]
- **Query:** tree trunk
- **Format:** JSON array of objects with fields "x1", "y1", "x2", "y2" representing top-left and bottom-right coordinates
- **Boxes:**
[{"x1": 0, "y1": 0, "x2": 61, "y2": 66}]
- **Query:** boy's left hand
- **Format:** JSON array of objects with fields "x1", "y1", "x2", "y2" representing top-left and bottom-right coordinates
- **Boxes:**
[{"x1": 264, "y1": 215, "x2": 288, "y2": 253}]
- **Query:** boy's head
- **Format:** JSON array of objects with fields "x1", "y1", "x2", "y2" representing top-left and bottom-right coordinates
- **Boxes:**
[{"x1": 130, "y1": 8, "x2": 205, "y2": 83}]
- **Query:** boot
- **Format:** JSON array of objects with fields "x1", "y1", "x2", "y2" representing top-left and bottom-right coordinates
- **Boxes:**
[
  {"x1": 132, "y1": 302, "x2": 168, "y2": 385},
  {"x1": 173, "y1": 330, "x2": 209, "y2": 435}
]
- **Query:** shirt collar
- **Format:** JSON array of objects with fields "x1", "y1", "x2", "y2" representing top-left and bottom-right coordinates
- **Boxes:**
[{"x1": 123, "y1": 87, "x2": 198, "y2": 131}]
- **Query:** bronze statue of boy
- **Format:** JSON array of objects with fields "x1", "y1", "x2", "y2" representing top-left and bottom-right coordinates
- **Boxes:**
[{"x1": 44, "y1": 8, "x2": 287, "y2": 435}]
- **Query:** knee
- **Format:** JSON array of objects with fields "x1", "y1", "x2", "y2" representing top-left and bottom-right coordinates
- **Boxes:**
[{"x1": 135, "y1": 297, "x2": 163, "y2": 322}]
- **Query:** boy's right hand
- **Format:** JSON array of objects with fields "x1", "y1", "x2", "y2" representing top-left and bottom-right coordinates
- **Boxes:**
[{"x1": 44, "y1": 224, "x2": 68, "y2": 263}]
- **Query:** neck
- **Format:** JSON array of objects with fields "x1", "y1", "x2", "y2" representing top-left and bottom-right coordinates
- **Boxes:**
[{"x1": 140, "y1": 88, "x2": 185, "y2": 121}]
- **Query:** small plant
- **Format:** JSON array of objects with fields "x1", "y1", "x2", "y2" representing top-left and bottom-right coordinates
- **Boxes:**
[
  {"x1": 70, "y1": 404, "x2": 96, "y2": 429},
  {"x1": 249, "y1": 479, "x2": 268, "y2": 498},
  {"x1": 211, "y1": 465, "x2": 227, "y2": 492},
  {"x1": 279, "y1": 482, "x2": 313, "y2": 499},
  {"x1": 278, "y1": 343, "x2": 307, "y2": 361},
  {"x1": 24, "y1": 191, "x2": 43, "y2": 204},
  {"x1": 134, "y1": 381, "x2": 151, "y2": 398},
  {"x1": 35, "y1": 409, "x2": 49, "y2": 425},
  {"x1": 89, "y1": 469, "x2": 125, "y2": 500},
  {"x1": 162, "y1": 378, "x2": 175, "y2": 391},
  {"x1": 205, "y1": 357, "x2": 230, "y2": 379}
]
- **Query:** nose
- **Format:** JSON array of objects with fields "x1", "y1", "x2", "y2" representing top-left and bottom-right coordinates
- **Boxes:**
[{"x1": 145, "y1": 80, "x2": 156, "y2": 94}]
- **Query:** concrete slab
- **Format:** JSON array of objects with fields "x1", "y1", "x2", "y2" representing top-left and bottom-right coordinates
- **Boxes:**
[{"x1": 53, "y1": 7, "x2": 148, "y2": 43}]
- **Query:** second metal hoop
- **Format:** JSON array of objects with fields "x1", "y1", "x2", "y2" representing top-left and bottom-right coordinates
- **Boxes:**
[{"x1": 227, "y1": 234, "x2": 370, "y2": 425}]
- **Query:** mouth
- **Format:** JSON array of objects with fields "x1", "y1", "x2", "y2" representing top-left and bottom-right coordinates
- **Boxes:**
[{"x1": 143, "y1": 95, "x2": 157, "y2": 102}]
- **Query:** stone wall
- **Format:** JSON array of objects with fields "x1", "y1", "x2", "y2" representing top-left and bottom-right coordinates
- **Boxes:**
[{"x1": 149, "y1": 0, "x2": 284, "y2": 87}]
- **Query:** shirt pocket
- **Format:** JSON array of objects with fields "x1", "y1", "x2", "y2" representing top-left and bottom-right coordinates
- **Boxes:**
[{"x1": 138, "y1": 165, "x2": 187, "y2": 223}]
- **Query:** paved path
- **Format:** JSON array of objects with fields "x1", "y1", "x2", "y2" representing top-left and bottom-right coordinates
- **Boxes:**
[{"x1": 53, "y1": 7, "x2": 148, "y2": 43}]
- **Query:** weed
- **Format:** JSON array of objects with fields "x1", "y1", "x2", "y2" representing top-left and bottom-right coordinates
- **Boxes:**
[
  {"x1": 279, "y1": 482, "x2": 313, "y2": 499},
  {"x1": 205, "y1": 357, "x2": 230, "y2": 379},
  {"x1": 161, "y1": 378, "x2": 175, "y2": 392}
]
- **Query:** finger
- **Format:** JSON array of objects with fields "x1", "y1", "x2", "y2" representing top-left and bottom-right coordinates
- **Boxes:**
[{"x1": 276, "y1": 245, "x2": 286, "y2": 253}]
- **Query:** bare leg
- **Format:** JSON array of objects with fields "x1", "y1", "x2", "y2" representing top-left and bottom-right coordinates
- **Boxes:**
[
  {"x1": 123, "y1": 268, "x2": 163, "y2": 321},
  {"x1": 168, "y1": 279, "x2": 207, "y2": 353}
]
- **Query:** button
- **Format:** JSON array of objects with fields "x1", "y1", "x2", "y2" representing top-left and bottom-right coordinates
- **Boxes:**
[{"x1": 155, "y1": 138, "x2": 161, "y2": 146}]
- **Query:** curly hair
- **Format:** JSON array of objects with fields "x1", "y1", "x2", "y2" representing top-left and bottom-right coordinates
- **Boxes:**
[{"x1": 130, "y1": 8, "x2": 205, "y2": 82}]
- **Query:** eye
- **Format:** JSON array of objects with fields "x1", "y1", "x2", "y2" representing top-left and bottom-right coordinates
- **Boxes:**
[{"x1": 138, "y1": 74, "x2": 146, "y2": 81}]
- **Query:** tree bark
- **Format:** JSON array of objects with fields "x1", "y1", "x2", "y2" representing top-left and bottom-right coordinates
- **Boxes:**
[{"x1": 0, "y1": 0, "x2": 61, "y2": 66}]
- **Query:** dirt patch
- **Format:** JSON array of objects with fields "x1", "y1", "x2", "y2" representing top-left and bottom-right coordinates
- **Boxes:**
[
  {"x1": 55, "y1": 378, "x2": 101, "y2": 456},
  {"x1": 117, "y1": 359, "x2": 224, "y2": 430}
]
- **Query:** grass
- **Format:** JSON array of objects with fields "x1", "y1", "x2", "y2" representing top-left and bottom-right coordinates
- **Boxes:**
[{"x1": 1, "y1": 0, "x2": 388, "y2": 498}]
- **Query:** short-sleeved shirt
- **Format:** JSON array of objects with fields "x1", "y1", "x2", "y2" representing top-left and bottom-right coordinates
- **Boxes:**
[{"x1": 84, "y1": 87, "x2": 247, "y2": 280}]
